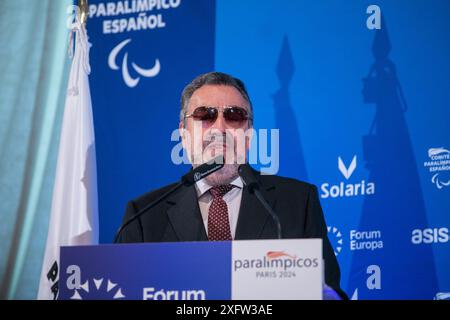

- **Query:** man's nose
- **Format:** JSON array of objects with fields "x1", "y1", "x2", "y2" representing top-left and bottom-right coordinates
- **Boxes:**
[{"x1": 211, "y1": 112, "x2": 227, "y2": 133}]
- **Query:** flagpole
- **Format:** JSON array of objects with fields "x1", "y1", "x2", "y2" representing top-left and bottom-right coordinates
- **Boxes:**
[{"x1": 79, "y1": 0, "x2": 88, "y2": 27}]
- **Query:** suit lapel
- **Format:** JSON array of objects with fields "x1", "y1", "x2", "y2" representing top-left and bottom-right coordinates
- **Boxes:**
[
  {"x1": 235, "y1": 178, "x2": 277, "y2": 240},
  {"x1": 166, "y1": 185, "x2": 208, "y2": 241},
  {"x1": 165, "y1": 170, "x2": 277, "y2": 242}
]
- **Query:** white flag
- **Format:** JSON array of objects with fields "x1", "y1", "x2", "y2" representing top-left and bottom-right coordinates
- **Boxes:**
[{"x1": 37, "y1": 22, "x2": 98, "y2": 300}]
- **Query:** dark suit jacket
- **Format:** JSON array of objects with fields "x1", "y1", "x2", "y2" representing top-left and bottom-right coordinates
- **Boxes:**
[{"x1": 117, "y1": 172, "x2": 348, "y2": 299}]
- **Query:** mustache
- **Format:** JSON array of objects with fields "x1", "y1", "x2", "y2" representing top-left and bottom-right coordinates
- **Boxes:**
[{"x1": 202, "y1": 132, "x2": 234, "y2": 148}]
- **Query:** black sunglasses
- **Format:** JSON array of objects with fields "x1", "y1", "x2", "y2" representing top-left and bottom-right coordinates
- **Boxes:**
[{"x1": 184, "y1": 106, "x2": 251, "y2": 124}]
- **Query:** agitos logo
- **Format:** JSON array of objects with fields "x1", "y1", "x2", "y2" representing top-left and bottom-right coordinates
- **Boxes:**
[
  {"x1": 234, "y1": 251, "x2": 319, "y2": 271},
  {"x1": 108, "y1": 38, "x2": 160, "y2": 88}
]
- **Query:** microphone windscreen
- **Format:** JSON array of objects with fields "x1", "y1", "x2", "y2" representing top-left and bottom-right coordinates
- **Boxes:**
[{"x1": 182, "y1": 156, "x2": 225, "y2": 185}]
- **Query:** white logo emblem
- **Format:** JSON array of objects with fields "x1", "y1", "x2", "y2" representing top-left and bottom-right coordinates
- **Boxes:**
[
  {"x1": 338, "y1": 155, "x2": 357, "y2": 180},
  {"x1": 321, "y1": 155, "x2": 375, "y2": 199},
  {"x1": 431, "y1": 173, "x2": 450, "y2": 189},
  {"x1": 423, "y1": 147, "x2": 450, "y2": 189},
  {"x1": 108, "y1": 38, "x2": 160, "y2": 88},
  {"x1": 66, "y1": 265, "x2": 125, "y2": 300},
  {"x1": 70, "y1": 277, "x2": 126, "y2": 300},
  {"x1": 434, "y1": 292, "x2": 450, "y2": 300},
  {"x1": 351, "y1": 288, "x2": 358, "y2": 300},
  {"x1": 327, "y1": 226, "x2": 343, "y2": 256},
  {"x1": 194, "y1": 172, "x2": 202, "y2": 182}
]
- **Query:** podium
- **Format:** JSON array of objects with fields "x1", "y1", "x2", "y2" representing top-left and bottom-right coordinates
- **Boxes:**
[{"x1": 59, "y1": 239, "x2": 323, "y2": 300}]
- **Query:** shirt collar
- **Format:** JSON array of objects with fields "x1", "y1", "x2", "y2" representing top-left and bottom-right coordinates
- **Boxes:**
[{"x1": 195, "y1": 176, "x2": 243, "y2": 198}]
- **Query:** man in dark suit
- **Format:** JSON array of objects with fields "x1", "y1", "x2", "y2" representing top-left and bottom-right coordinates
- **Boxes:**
[{"x1": 117, "y1": 72, "x2": 348, "y2": 300}]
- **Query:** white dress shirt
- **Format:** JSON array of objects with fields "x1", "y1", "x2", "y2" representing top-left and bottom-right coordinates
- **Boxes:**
[{"x1": 195, "y1": 176, "x2": 243, "y2": 239}]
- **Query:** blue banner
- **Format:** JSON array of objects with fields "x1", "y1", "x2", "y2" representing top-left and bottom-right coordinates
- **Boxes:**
[
  {"x1": 60, "y1": 242, "x2": 231, "y2": 300},
  {"x1": 87, "y1": 0, "x2": 450, "y2": 299},
  {"x1": 87, "y1": 0, "x2": 216, "y2": 243}
]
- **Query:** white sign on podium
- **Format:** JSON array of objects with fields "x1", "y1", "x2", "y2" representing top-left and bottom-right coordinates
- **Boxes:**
[{"x1": 232, "y1": 239, "x2": 323, "y2": 300}]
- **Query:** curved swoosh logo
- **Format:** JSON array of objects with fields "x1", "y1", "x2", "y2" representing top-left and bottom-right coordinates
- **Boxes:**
[
  {"x1": 432, "y1": 173, "x2": 450, "y2": 189},
  {"x1": 108, "y1": 38, "x2": 160, "y2": 88},
  {"x1": 428, "y1": 147, "x2": 450, "y2": 157},
  {"x1": 266, "y1": 251, "x2": 297, "y2": 260},
  {"x1": 108, "y1": 39, "x2": 131, "y2": 70},
  {"x1": 132, "y1": 59, "x2": 160, "y2": 77},
  {"x1": 122, "y1": 53, "x2": 139, "y2": 88},
  {"x1": 435, "y1": 292, "x2": 450, "y2": 300}
]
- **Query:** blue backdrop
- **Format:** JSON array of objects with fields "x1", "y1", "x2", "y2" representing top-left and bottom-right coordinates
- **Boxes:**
[{"x1": 87, "y1": 0, "x2": 450, "y2": 299}]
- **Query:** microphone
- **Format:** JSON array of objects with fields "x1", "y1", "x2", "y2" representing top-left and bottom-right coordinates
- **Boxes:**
[
  {"x1": 238, "y1": 164, "x2": 282, "y2": 239},
  {"x1": 113, "y1": 156, "x2": 224, "y2": 243},
  {"x1": 182, "y1": 156, "x2": 225, "y2": 185}
]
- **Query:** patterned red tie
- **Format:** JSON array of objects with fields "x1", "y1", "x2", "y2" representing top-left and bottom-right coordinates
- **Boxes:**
[{"x1": 208, "y1": 184, "x2": 235, "y2": 241}]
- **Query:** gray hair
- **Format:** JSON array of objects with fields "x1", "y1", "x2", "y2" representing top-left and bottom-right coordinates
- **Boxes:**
[{"x1": 180, "y1": 72, "x2": 253, "y2": 126}]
